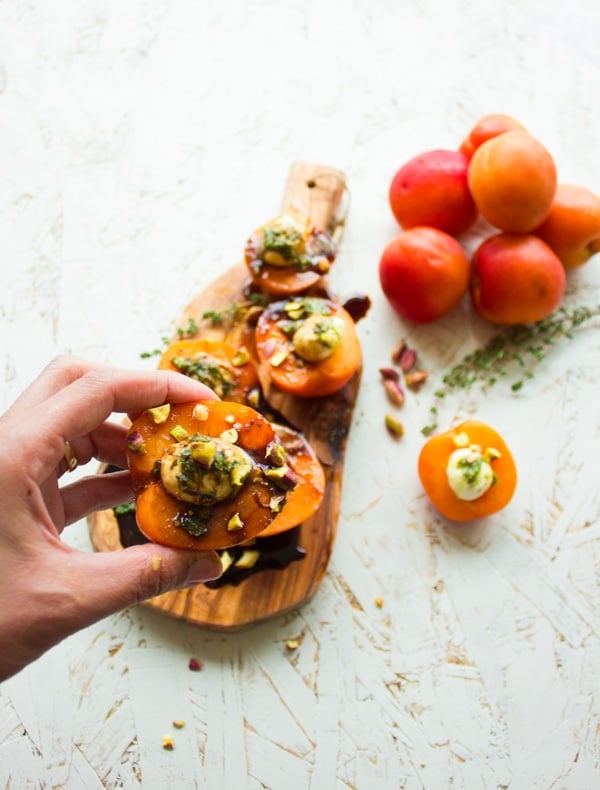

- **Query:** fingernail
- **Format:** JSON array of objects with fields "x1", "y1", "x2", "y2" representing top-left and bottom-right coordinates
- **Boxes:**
[{"x1": 183, "y1": 554, "x2": 223, "y2": 586}]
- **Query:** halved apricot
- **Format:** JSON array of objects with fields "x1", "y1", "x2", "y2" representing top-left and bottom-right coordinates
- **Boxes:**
[
  {"x1": 418, "y1": 420, "x2": 517, "y2": 522},
  {"x1": 126, "y1": 401, "x2": 295, "y2": 550},
  {"x1": 158, "y1": 338, "x2": 259, "y2": 404},
  {"x1": 255, "y1": 297, "x2": 361, "y2": 398}
]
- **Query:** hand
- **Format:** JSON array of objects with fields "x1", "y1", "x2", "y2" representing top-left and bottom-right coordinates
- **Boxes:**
[{"x1": 0, "y1": 355, "x2": 224, "y2": 681}]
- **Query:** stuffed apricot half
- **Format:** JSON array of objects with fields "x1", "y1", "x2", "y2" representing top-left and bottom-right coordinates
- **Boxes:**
[
  {"x1": 244, "y1": 211, "x2": 337, "y2": 295},
  {"x1": 255, "y1": 296, "x2": 361, "y2": 398},
  {"x1": 418, "y1": 420, "x2": 517, "y2": 522},
  {"x1": 126, "y1": 401, "x2": 297, "y2": 550}
]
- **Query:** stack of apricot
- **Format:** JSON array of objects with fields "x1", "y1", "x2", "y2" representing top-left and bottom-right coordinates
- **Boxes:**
[{"x1": 379, "y1": 113, "x2": 600, "y2": 325}]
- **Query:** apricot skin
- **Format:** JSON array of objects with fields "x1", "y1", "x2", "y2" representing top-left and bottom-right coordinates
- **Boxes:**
[
  {"x1": 459, "y1": 113, "x2": 527, "y2": 160},
  {"x1": 379, "y1": 226, "x2": 470, "y2": 324},
  {"x1": 533, "y1": 184, "x2": 600, "y2": 268},
  {"x1": 470, "y1": 233, "x2": 566, "y2": 325},
  {"x1": 468, "y1": 131, "x2": 557, "y2": 233},
  {"x1": 388, "y1": 149, "x2": 477, "y2": 236}
]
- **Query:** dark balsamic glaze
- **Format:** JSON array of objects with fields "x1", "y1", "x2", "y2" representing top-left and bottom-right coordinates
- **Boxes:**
[
  {"x1": 342, "y1": 293, "x2": 371, "y2": 323},
  {"x1": 104, "y1": 466, "x2": 306, "y2": 587}
]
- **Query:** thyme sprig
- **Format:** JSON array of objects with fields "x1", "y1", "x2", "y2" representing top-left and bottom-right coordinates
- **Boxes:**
[{"x1": 422, "y1": 304, "x2": 600, "y2": 436}]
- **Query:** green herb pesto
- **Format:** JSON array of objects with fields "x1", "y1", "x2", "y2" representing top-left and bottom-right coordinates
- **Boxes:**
[
  {"x1": 262, "y1": 225, "x2": 304, "y2": 261},
  {"x1": 171, "y1": 354, "x2": 234, "y2": 398}
]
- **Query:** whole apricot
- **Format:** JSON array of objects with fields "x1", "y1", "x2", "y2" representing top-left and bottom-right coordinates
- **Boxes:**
[
  {"x1": 379, "y1": 226, "x2": 470, "y2": 323},
  {"x1": 459, "y1": 113, "x2": 527, "y2": 160},
  {"x1": 468, "y1": 131, "x2": 557, "y2": 233},
  {"x1": 470, "y1": 233, "x2": 566, "y2": 325},
  {"x1": 533, "y1": 183, "x2": 600, "y2": 268},
  {"x1": 388, "y1": 149, "x2": 477, "y2": 236}
]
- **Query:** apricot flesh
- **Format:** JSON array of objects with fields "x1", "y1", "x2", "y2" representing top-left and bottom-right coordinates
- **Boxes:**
[
  {"x1": 459, "y1": 113, "x2": 527, "y2": 160},
  {"x1": 388, "y1": 149, "x2": 477, "y2": 236},
  {"x1": 470, "y1": 233, "x2": 566, "y2": 325},
  {"x1": 468, "y1": 131, "x2": 557, "y2": 233},
  {"x1": 533, "y1": 184, "x2": 600, "y2": 268}
]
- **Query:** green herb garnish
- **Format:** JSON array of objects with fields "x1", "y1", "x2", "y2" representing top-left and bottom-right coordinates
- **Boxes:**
[{"x1": 422, "y1": 304, "x2": 600, "y2": 436}]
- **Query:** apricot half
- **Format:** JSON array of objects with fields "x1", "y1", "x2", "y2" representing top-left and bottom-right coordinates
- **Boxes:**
[
  {"x1": 418, "y1": 420, "x2": 517, "y2": 522},
  {"x1": 126, "y1": 401, "x2": 296, "y2": 550}
]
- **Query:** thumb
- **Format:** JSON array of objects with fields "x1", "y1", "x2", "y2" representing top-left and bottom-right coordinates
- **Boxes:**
[{"x1": 63, "y1": 544, "x2": 223, "y2": 626}]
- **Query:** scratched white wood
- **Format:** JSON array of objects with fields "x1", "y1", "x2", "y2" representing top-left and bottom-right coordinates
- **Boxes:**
[{"x1": 1, "y1": 0, "x2": 599, "y2": 787}]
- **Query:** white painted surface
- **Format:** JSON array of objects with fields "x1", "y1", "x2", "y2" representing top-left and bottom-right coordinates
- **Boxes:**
[{"x1": 1, "y1": 1, "x2": 599, "y2": 787}]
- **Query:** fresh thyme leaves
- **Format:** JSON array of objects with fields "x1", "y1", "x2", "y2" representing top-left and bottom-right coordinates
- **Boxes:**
[
  {"x1": 114, "y1": 502, "x2": 135, "y2": 515},
  {"x1": 139, "y1": 318, "x2": 198, "y2": 358},
  {"x1": 422, "y1": 304, "x2": 600, "y2": 436},
  {"x1": 176, "y1": 317, "x2": 198, "y2": 339},
  {"x1": 202, "y1": 303, "x2": 241, "y2": 325}
]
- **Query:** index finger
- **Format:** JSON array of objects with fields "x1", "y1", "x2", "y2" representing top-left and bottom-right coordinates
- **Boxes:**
[{"x1": 30, "y1": 367, "x2": 219, "y2": 471}]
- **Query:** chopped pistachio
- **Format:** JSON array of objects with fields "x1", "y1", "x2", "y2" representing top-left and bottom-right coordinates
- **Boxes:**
[
  {"x1": 219, "y1": 427, "x2": 239, "y2": 444},
  {"x1": 383, "y1": 378, "x2": 405, "y2": 407},
  {"x1": 192, "y1": 403, "x2": 210, "y2": 421},
  {"x1": 172, "y1": 720, "x2": 185, "y2": 729},
  {"x1": 265, "y1": 464, "x2": 297, "y2": 490},
  {"x1": 170, "y1": 424, "x2": 189, "y2": 441},
  {"x1": 147, "y1": 404, "x2": 171, "y2": 424},
  {"x1": 266, "y1": 440, "x2": 287, "y2": 467},
  {"x1": 162, "y1": 735, "x2": 175, "y2": 750},
  {"x1": 385, "y1": 414, "x2": 404, "y2": 439},
  {"x1": 405, "y1": 370, "x2": 428, "y2": 390},
  {"x1": 269, "y1": 494, "x2": 286, "y2": 513},
  {"x1": 235, "y1": 549, "x2": 260, "y2": 569},
  {"x1": 486, "y1": 446, "x2": 502, "y2": 460},
  {"x1": 189, "y1": 439, "x2": 217, "y2": 468},
  {"x1": 452, "y1": 432, "x2": 470, "y2": 448},
  {"x1": 247, "y1": 388, "x2": 261, "y2": 408},
  {"x1": 232, "y1": 347, "x2": 250, "y2": 366},
  {"x1": 220, "y1": 550, "x2": 234, "y2": 573},
  {"x1": 269, "y1": 348, "x2": 290, "y2": 367},
  {"x1": 126, "y1": 430, "x2": 147, "y2": 455},
  {"x1": 285, "y1": 639, "x2": 300, "y2": 650},
  {"x1": 284, "y1": 300, "x2": 306, "y2": 320},
  {"x1": 227, "y1": 512, "x2": 245, "y2": 532}
]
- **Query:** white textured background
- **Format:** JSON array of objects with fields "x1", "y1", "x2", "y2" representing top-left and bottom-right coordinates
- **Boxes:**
[{"x1": 1, "y1": 1, "x2": 599, "y2": 787}]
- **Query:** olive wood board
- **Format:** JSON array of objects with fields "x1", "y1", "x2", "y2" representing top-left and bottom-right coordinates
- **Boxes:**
[{"x1": 88, "y1": 161, "x2": 362, "y2": 630}]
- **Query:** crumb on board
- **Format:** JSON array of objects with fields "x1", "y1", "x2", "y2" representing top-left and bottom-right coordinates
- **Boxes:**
[
  {"x1": 162, "y1": 735, "x2": 175, "y2": 750},
  {"x1": 188, "y1": 656, "x2": 203, "y2": 671}
]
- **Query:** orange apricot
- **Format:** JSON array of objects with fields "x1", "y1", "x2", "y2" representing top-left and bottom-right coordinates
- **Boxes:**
[
  {"x1": 467, "y1": 131, "x2": 557, "y2": 233},
  {"x1": 533, "y1": 183, "x2": 600, "y2": 269},
  {"x1": 459, "y1": 113, "x2": 527, "y2": 160},
  {"x1": 418, "y1": 420, "x2": 517, "y2": 522},
  {"x1": 158, "y1": 338, "x2": 259, "y2": 404}
]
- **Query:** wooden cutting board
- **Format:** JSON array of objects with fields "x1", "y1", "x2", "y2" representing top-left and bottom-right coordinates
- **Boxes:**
[{"x1": 88, "y1": 161, "x2": 363, "y2": 630}]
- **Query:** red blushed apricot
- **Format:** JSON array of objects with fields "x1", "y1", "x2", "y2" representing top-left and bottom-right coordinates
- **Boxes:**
[
  {"x1": 388, "y1": 149, "x2": 477, "y2": 236},
  {"x1": 459, "y1": 113, "x2": 527, "y2": 160},
  {"x1": 379, "y1": 226, "x2": 470, "y2": 323},
  {"x1": 533, "y1": 184, "x2": 600, "y2": 269},
  {"x1": 468, "y1": 131, "x2": 557, "y2": 233},
  {"x1": 470, "y1": 233, "x2": 566, "y2": 325},
  {"x1": 418, "y1": 420, "x2": 517, "y2": 522}
]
